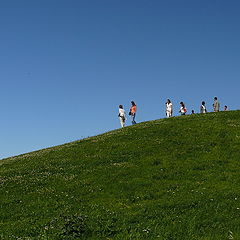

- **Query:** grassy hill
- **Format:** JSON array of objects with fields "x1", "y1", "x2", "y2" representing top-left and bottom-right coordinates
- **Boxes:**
[{"x1": 1, "y1": 111, "x2": 240, "y2": 239}]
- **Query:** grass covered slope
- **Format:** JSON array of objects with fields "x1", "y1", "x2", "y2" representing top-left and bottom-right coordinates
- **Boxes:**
[{"x1": 1, "y1": 111, "x2": 240, "y2": 239}]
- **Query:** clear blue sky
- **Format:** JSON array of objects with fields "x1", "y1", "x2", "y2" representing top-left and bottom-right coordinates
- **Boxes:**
[{"x1": 1, "y1": 0, "x2": 240, "y2": 159}]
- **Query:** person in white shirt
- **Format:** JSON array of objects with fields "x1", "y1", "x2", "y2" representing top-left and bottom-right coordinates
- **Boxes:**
[
  {"x1": 166, "y1": 99, "x2": 173, "y2": 117},
  {"x1": 118, "y1": 105, "x2": 126, "y2": 128},
  {"x1": 200, "y1": 101, "x2": 207, "y2": 113},
  {"x1": 179, "y1": 102, "x2": 187, "y2": 115}
]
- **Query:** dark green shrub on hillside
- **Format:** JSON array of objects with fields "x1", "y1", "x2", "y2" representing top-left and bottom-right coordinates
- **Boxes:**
[{"x1": 57, "y1": 214, "x2": 91, "y2": 239}]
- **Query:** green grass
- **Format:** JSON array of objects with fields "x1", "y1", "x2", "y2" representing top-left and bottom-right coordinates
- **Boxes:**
[{"x1": 1, "y1": 111, "x2": 240, "y2": 239}]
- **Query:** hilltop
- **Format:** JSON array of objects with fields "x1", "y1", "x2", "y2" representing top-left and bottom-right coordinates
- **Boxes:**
[{"x1": 1, "y1": 111, "x2": 240, "y2": 239}]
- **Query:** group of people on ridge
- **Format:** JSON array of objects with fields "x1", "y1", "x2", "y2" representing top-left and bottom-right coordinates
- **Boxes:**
[
  {"x1": 118, "y1": 97, "x2": 227, "y2": 128},
  {"x1": 165, "y1": 97, "x2": 226, "y2": 117},
  {"x1": 166, "y1": 99, "x2": 190, "y2": 117}
]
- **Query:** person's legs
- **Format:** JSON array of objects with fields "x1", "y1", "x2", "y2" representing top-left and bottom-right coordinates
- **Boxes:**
[
  {"x1": 132, "y1": 113, "x2": 136, "y2": 124},
  {"x1": 120, "y1": 117, "x2": 124, "y2": 127}
]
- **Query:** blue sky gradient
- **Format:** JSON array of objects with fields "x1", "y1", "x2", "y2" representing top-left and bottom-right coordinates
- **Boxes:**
[{"x1": 1, "y1": 0, "x2": 240, "y2": 159}]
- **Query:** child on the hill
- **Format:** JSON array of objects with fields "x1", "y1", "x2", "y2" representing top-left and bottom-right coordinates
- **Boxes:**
[{"x1": 179, "y1": 102, "x2": 187, "y2": 115}]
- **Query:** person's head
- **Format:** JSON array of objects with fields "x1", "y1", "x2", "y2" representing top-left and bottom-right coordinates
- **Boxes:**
[
  {"x1": 119, "y1": 105, "x2": 123, "y2": 109},
  {"x1": 214, "y1": 97, "x2": 218, "y2": 100},
  {"x1": 224, "y1": 105, "x2": 228, "y2": 110},
  {"x1": 192, "y1": 110, "x2": 195, "y2": 114},
  {"x1": 167, "y1": 99, "x2": 171, "y2": 104},
  {"x1": 202, "y1": 101, "x2": 205, "y2": 105},
  {"x1": 180, "y1": 101, "x2": 184, "y2": 107},
  {"x1": 131, "y1": 101, "x2": 136, "y2": 106}
]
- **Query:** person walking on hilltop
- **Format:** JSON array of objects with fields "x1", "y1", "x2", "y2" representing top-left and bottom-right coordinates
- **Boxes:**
[
  {"x1": 129, "y1": 101, "x2": 137, "y2": 124},
  {"x1": 179, "y1": 102, "x2": 187, "y2": 115},
  {"x1": 118, "y1": 105, "x2": 126, "y2": 128},
  {"x1": 213, "y1": 97, "x2": 220, "y2": 112},
  {"x1": 200, "y1": 101, "x2": 207, "y2": 114},
  {"x1": 166, "y1": 99, "x2": 173, "y2": 117}
]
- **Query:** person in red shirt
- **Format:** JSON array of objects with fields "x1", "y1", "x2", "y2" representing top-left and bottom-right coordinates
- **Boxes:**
[{"x1": 130, "y1": 101, "x2": 137, "y2": 125}]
